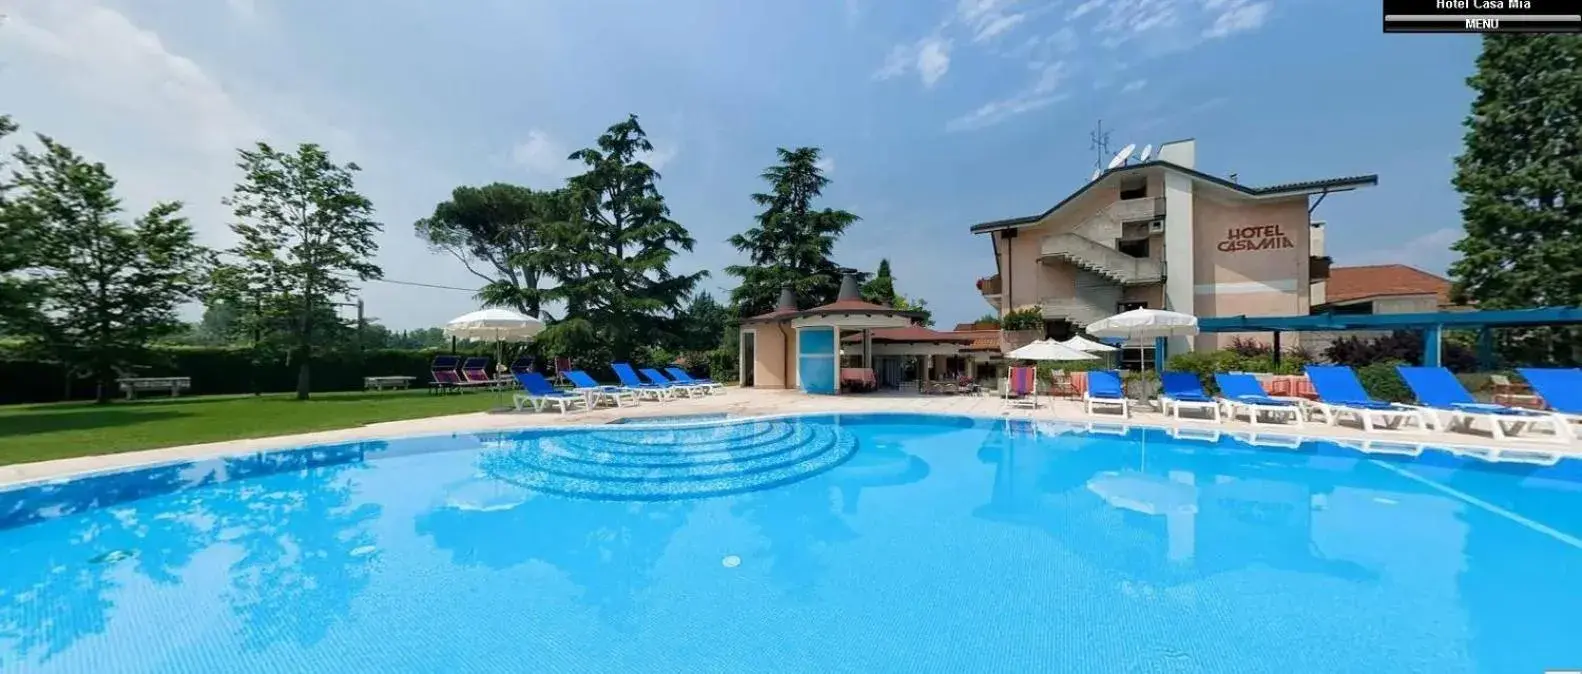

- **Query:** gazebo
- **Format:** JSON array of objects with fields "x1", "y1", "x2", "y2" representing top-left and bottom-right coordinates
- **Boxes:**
[{"x1": 739, "y1": 271, "x2": 927, "y2": 394}]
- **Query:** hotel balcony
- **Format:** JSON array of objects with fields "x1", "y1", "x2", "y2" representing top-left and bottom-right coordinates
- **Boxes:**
[
  {"x1": 1309, "y1": 255, "x2": 1332, "y2": 281},
  {"x1": 1108, "y1": 196, "x2": 1166, "y2": 223},
  {"x1": 976, "y1": 273, "x2": 1002, "y2": 310}
]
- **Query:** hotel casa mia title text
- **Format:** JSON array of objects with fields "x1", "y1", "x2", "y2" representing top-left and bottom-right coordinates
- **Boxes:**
[{"x1": 1217, "y1": 224, "x2": 1295, "y2": 253}]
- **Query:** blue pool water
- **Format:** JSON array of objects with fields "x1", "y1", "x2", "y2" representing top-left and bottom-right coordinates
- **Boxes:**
[{"x1": 1, "y1": 413, "x2": 1580, "y2": 673}]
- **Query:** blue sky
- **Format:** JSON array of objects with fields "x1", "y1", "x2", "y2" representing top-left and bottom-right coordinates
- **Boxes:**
[{"x1": 1, "y1": 0, "x2": 1481, "y2": 330}]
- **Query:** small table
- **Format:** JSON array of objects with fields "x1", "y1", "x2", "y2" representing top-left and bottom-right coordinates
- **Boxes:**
[
  {"x1": 364, "y1": 375, "x2": 417, "y2": 391},
  {"x1": 117, "y1": 377, "x2": 192, "y2": 400}
]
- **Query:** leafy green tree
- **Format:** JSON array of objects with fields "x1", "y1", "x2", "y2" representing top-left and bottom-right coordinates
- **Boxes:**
[
  {"x1": 7, "y1": 136, "x2": 210, "y2": 402},
  {"x1": 860, "y1": 258, "x2": 933, "y2": 326},
  {"x1": 414, "y1": 183, "x2": 570, "y2": 317},
  {"x1": 0, "y1": 114, "x2": 38, "y2": 332},
  {"x1": 1449, "y1": 35, "x2": 1582, "y2": 365},
  {"x1": 726, "y1": 147, "x2": 857, "y2": 317},
  {"x1": 218, "y1": 142, "x2": 382, "y2": 400},
  {"x1": 552, "y1": 114, "x2": 705, "y2": 360}
]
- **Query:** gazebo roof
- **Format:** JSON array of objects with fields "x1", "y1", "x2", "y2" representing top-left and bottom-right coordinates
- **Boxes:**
[{"x1": 740, "y1": 272, "x2": 924, "y2": 326}]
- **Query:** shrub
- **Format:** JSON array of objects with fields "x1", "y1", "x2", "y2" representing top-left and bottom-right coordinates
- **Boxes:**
[
  {"x1": 1324, "y1": 330, "x2": 1477, "y2": 372},
  {"x1": 1356, "y1": 359, "x2": 1413, "y2": 402},
  {"x1": 1226, "y1": 336, "x2": 1271, "y2": 358},
  {"x1": 1001, "y1": 308, "x2": 1044, "y2": 332}
]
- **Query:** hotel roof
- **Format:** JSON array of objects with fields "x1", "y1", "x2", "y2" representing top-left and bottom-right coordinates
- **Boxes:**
[
  {"x1": 968, "y1": 160, "x2": 1379, "y2": 234},
  {"x1": 1322, "y1": 264, "x2": 1453, "y2": 306}
]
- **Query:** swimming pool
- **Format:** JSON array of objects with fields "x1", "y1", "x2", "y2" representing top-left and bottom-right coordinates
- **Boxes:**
[{"x1": 1, "y1": 413, "x2": 1579, "y2": 672}]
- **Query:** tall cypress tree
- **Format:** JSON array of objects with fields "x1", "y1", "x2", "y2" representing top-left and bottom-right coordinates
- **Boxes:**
[
  {"x1": 1449, "y1": 35, "x2": 1582, "y2": 364},
  {"x1": 726, "y1": 147, "x2": 857, "y2": 317}
]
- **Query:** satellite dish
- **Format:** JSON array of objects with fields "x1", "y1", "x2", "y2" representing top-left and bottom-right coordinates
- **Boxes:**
[
  {"x1": 1106, "y1": 143, "x2": 1136, "y2": 169},
  {"x1": 1139, "y1": 144, "x2": 1153, "y2": 162},
  {"x1": 1090, "y1": 167, "x2": 1102, "y2": 181}
]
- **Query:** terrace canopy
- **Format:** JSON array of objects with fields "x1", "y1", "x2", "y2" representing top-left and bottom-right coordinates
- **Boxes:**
[{"x1": 1197, "y1": 307, "x2": 1582, "y2": 368}]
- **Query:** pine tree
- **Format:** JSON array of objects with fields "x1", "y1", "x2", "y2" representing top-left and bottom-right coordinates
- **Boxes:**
[
  {"x1": 551, "y1": 115, "x2": 705, "y2": 361},
  {"x1": 727, "y1": 147, "x2": 857, "y2": 317},
  {"x1": 1448, "y1": 35, "x2": 1582, "y2": 364}
]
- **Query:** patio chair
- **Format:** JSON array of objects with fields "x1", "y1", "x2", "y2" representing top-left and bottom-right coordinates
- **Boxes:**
[
  {"x1": 429, "y1": 355, "x2": 464, "y2": 393},
  {"x1": 508, "y1": 356, "x2": 535, "y2": 375},
  {"x1": 1084, "y1": 370, "x2": 1130, "y2": 418},
  {"x1": 640, "y1": 367, "x2": 710, "y2": 397},
  {"x1": 1157, "y1": 372, "x2": 1221, "y2": 422},
  {"x1": 511, "y1": 372, "x2": 587, "y2": 414},
  {"x1": 1516, "y1": 367, "x2": 1582, "y2": 438},
  {"x1": 1002, "y1": 366, "x2": 1038, "y2": 409},
  {"x1": 1214, "y1": 373, "x2": 1304, "y2": 426},
  {"x1": 611, "y1": 362, "x2": 676, "y2": 401},
  {"x1": 458, "y1": 357, "x2": 495, "y2": 388},
  {"x1": 1397, "y1": 366, "x2": 1566, "y2": 442},
  {"x1": 1303, "y1": 365, "x2": 1427, "y2": 432},
  {"x1": 665, "y1": 367, "x2": 725, "y2": 394},
  {"x1": 564, "y1": 370, "x2": 640, "y2": 408}
]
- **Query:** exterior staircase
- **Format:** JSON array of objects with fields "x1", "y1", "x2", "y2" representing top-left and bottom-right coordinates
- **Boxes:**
[{"x1": 1040, "y1": 233, "x2": 1163, "y2": 285}]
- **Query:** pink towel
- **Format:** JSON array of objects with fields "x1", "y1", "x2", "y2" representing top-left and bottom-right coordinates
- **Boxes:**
[{"x1": 1010, "y1": 367, "x2": 1035, "y2": 396}]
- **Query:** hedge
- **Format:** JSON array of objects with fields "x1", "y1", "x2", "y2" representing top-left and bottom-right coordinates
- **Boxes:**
[{"x1": 0, "y1": 343, "x2": 739, "y2": 405}]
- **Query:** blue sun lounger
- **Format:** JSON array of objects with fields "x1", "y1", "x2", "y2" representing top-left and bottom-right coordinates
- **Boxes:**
[
  {"x1": 511, "y1": 372, "x2": 587, "y2": 414},
  {"x1": 1304, "y1": 365, "x2": 1426, "y2": 432},
  {"x1": 1398, "y1": 366, "x2": 1565, "y2": 442},
  {"x1": 640, "y1": 368, "x2": 710, "y2": 397},
  {"x1": 1083, "y1": 370, "x2": 1129, "y2": 418},
  {"x1": 611, "y1": 362, "x2": 676, "y2": 400},
  {"x1": 665, "y1": 367, "x2": 725, "y2": 394},
  {"x1": 1516, "y1": 367, "x2": 1582, "y2": 439},
  {"x1": 564, "y1": 370, "x2": 640, "y2": 408},
  {"x1": 1157, "y1": 372, "x2": 1220, "y2": 422},
  {"x1": 1214, "y1": 373, "x2": 1303, "y2": 426}
]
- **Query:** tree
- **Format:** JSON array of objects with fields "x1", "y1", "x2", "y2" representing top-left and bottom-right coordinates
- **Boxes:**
[
  {"x1": 551, "y1": 114, "x2": 706, "y2": 361},
  {"x1": 672, "y1": 290, "x2": 730, "y2": 352},
  {"x1": 1449, "y1": 35, "x2": 1582, "y2": 365},
  {"x1": 7, "y1": 136, "x2": 209, "y2": 402},
  {"x1": 0, "y1": 113, "x2": 38, "y2": 332},
  {"x1": 860, "y1": 258, "x2": 933, "y2": 326},
  {"x1": 414, "y1": 183, "x2": 569, "y2": 317},
  {"x1": 726, "y1": 147, "x2": 857, "y2": 317},
  {"x1": 219, "y1": 142, "x2": 382, "y2": 400}
]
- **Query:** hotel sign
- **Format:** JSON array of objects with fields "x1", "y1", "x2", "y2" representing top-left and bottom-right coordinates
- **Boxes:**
[{"x1": 1217, "y1": 224, "x2": 1295, "y2": 253}]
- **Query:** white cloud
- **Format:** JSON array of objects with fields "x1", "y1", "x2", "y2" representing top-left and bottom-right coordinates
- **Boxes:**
[
  {"x1": 957, "y1": 0, "x2": 1027, "y2": 42},
  {"x1": 874, "y1": 36, "x2": 952, "y2": 88},
  {"x1": 511, "y1": 129, "x2": 677, "y2": 184},
  {"x1": 1203, "y1": 0, "x2": 1271, "y2": 38},
  {"x1": 1121, "y1": 78, "x2": 1147, "y2": 93},
  {"x1": 224, "y1": 0, "x2": 258, "y2": 22},
  {"x1": 1345, "y1": 227, "x2": 1463, "y2": 274},
  {"x1": 815, "y1": 156, "x2": 835, "y2": 174},
  {"x1": 947, "y1": 61, "x2": 1069, "y2": 131}
]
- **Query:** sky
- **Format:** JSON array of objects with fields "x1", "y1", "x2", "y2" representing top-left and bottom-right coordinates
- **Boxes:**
[{"x1": 0, "y1": 0, "x2": 1483, "y2": 330}]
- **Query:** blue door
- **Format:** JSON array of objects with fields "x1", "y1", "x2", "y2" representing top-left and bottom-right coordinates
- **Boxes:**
[{"x1": 797, "y1": 327, "x2": 837, "y2": 394}]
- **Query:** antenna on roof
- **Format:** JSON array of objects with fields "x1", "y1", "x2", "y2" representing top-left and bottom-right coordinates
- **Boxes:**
[
  {"x1": 1088, "y1": 120, "x2": 1112, "y2": 173},
  {"x1": 1106, "y1": 143, "x2": 1136, "y2": 170},
  {"x1": 1139, "y1": 144, "x2": 1153, "y2": 162}
]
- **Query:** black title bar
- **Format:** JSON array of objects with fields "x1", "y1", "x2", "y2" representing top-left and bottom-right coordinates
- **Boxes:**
[{"x1": 1384, "y1": 13, "x2": 1582, "y2": 31}]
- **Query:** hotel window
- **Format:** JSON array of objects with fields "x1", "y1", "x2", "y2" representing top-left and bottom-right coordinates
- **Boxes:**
[
  {"x1": 1117, "y1": 301, "x2": 1148, "y2": 312},
  {"x1": 1120, "y1": 346, "x2": 1156, "y2": 372},
  {"x1": 1119, "y1": 178, "x2": 1148, "y2": 200},
  {"x1": 1116, "y1": 238, "x2": 1149, "y2": 259}
]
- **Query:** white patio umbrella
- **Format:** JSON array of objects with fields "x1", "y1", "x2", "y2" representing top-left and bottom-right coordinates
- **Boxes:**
[
  {"x1": 1005, "y1": 339, "x2": 1101, "y2": 362},
  {"x1": 1059, "y1": 334, "x2": 1119, "y2": 353},
  {"x1": 443, "y1": 308, "x2": 545, "y2": 341},
  {"x1": 1084, "y1": 308, "x2": 1199, "y2": 340}
]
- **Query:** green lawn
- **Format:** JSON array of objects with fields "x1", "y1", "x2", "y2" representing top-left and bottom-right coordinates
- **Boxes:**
[{"x1": 0, "y1": 389, "x2": 505, "y2": 466}]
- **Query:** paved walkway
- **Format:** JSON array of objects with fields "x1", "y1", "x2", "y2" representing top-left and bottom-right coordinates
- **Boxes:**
[{"x1": 3, "y1": 387, "x2": 1576, "y2": 487}]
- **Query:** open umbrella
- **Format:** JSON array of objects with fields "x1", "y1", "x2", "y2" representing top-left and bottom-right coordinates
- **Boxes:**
[
  {"x1": 1005, "y1": 339, "x2": 1100, "y2": 362},
  {"x1": 1058, "y1": 334, "x2": 1118, "y2": 353},
  {"x1": 1084, "y1": 308, "x2": 1198, "y2": 372},
  {"x1": 444, "y1": 309, "x2": 545, "y2": 408}
]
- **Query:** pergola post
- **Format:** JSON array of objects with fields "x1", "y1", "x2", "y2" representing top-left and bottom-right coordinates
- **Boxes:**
[
  {"x1": 1153, "y1": 337, "x2": 1167, "y2": 372},
  {"x1": 1423, "y1": 324, "x2": 1443, "y2": 367},
  {"x1": 1271, "y1": 331, "x2": 1282, "y2": 366},
  {"x1": 1477, "y1": 327, "x2": 1495, "y2": 370}
]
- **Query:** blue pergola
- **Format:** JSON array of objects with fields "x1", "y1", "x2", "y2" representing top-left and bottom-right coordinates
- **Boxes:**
[{"x1": 1196, "y1": 307, "x2": 1582, "y2": 368}]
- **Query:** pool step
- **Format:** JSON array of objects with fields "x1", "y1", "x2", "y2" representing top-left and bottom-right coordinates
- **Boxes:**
[{"x1": 479, "y1": 421, "x2": 856, "y2": 501}]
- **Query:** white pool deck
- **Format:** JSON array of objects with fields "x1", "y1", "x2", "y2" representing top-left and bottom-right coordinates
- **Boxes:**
[{"x1": 3, "y1": 387, "x2": 1578, "y2": 488}]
